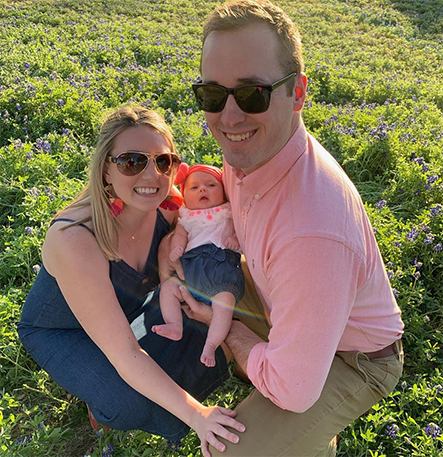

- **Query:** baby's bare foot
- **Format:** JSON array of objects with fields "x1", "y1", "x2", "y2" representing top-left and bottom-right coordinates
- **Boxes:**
[
  {"x1": 151, "y1": 323, "x2": 182, "y2": 341},
  {"x1": 201, "y1": 342, "x2": 217, "y2": 367}
]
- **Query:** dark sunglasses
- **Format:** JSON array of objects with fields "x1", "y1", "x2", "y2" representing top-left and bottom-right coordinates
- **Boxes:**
[
  {"x1": 192, "y1": 72, "x2": 297, "y2": 114},
  {"x1": 106, "y1": 151, "x2": 181, "y2": 177}
]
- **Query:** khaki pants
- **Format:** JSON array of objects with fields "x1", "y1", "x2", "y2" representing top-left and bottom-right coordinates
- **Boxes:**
[{"x1": 211, "y1": 261, "x2": 404, "y2": 457}]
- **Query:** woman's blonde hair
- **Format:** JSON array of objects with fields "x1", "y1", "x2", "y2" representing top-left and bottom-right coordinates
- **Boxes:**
[{"x1": 57, "y1": 106, "x2": 176, "y2": 261}]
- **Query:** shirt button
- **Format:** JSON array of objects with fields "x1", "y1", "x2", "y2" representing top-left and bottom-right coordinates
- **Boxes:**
[
  {"x1": 243, "y1": 204, "x2": 248, "y2": 210},
  {"x1": 255, "y1": 194, "x2": 260, "y2": 199},
  {"x1": 141, "y1": 278, "x2": 149, "y2": 284}
]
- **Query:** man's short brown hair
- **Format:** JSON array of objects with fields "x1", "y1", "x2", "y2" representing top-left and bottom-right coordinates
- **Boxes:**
[{"x1": 202, "y1": 0, "x2": 304, "y2": 95}]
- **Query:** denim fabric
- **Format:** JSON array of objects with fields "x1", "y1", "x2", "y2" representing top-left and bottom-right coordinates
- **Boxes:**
[
  {"x1": 17, "y1": 210, "x2": 228, "y2": 440},
  {"x1": 182, "y1": 244, "x2": 245, "y2": 306}
]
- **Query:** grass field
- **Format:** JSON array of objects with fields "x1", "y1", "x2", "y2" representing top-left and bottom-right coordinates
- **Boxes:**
[{"x1": 0, "y1": 0, "x2": 442, "y2": 455}]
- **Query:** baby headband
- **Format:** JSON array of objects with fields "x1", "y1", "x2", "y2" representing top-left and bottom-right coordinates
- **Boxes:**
[{"x1": 174, "y1": 163, "x2": 223, "y2": 190}]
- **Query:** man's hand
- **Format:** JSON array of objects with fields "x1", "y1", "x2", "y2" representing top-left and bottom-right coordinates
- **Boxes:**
[
  {"x1": 180, "y1": 286, "x2": 213, "y2": 326},
  {"x1": 158, "y1": 233, "x2": 185, "y2": 281}
]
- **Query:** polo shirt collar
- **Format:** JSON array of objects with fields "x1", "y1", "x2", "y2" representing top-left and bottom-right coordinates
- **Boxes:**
[{"x1": 230, "y1": 120, "x2": 308, "y2": 198}]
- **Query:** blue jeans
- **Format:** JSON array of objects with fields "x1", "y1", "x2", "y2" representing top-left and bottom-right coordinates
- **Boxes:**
[{"x1": 18, "y1": 287, "x2": 228, "y2": 440}]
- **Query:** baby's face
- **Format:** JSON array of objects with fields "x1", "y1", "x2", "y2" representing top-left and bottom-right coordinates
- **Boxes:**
[{"x1": 184, "y1": 172, "x2": 225, "y2": 210}]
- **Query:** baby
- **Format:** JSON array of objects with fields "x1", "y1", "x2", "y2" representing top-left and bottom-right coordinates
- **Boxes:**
[{"x1": 152, "y1": 164, "x2": 245, "y2": 367}]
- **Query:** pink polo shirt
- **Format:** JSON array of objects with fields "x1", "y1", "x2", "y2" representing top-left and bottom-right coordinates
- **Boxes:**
[{"x1": 223, "y1": 121, "x2": 403, "y2": 413}]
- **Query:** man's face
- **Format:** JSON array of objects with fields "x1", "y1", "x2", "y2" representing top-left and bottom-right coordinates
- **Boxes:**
[{"x1": 201, "y1": 22, "x2": 305, "y2": 174}]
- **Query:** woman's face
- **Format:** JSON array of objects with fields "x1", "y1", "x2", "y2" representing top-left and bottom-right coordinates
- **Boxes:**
[{"x1": 104, "y1": 125, "x2": 175, "y2": 215}]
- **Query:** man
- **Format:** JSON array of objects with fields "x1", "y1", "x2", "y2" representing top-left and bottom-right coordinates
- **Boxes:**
[{"x1": 183, "y1": 1, "x2": 404, "y2": 455}]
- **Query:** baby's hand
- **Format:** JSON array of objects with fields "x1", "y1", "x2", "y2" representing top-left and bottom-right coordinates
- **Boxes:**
[
  {"x1": 169, "y1": 246, "x2": 184, "y2": 262},
  {"x1": 225, "y1": 235, "x2": 239, "y2": 251}
]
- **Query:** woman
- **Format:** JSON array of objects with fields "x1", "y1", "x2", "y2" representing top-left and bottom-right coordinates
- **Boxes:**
[{"x1": 17, "y1": 106, "x2": 244, "y2": 457}]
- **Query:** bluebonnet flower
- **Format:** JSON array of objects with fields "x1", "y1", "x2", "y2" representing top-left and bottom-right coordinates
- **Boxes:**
[
  {"x1": 413, "y1": 271, "x2": 421, "y2": 280},
  {"x1": 424, "y1": 234, "x2": 435, "y2": 245},
  {"x1": 29, "y1": 187, "x2": 40, "y2": 197},
  {"x1": 400, "y1": 380, "x2": 407, "y2": 390},
  {"x1": 42, "y1": 141, "x2": 51, "y2": 152},
  {"x1": 375, "y1": 200, "x2": 387, "y2": 209},
  {"x1": 201, "y1": 121, "x2": 209, "y2": 137},
  {"x1": 434, "y1": 384, "x2": 443, "y2": 394},
  {"x1": 427, "y1": 175, "x2": 438, "y2": 185},
  {"x1": 16, "y1": 103, "x2": 22, "y2": 111},
  {"x1": 435, "y1": 243, "x2": 442, "y2": 253},
  {"x1": 392, "y1": 288, "x2": 399, "y2": 298},
  {"x1": 25, "y1": 226, "x2": 33, "y2": 235},
  {"x1": 186, "y1": 108, "x2": 193, "y2": 115},
  {"x1": 424, "y1": 315, "x2": 430, "y2": 323},
  {"x1": 385, "y1": 424, "x2": 399, "y2": 440},
  {"x1": 32, "y1": 265, "x2": 41, "y2": 274},
  {"x1": 15, "y1": 139, "x2": 23, "y2": 149},
  {"x1": 44, "y1": 187, "x2": 55, "y2": 201},
  {"x1": 406, "y1": 228, "x2": 419, "y2": 242},
  {"x1": 424, "y1": 423, "x2": 441, "y2": 439},
  {"x1": 386, "y1": 270, "x2": 394, "y2": 280},
  {"x1": 24, "y1": 62, "x2": 30, "y2": 69},
  {"x1": 62, "y1": 128, "x2": 70, "y2": 136},
  {"x1": 393, "y1": 241, "x2": 402, "y2": 248},
  {"x1": 430, "y1": 204, "x2": 442, "y2": 218},
  {"x1": 102, "y1": 444, "x2": 116, "y2": 456},
  {"x1": 15, "y1": 436, "x2": 32, "y2": 445}
]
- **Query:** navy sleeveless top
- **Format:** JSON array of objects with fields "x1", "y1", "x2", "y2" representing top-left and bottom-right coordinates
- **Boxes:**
[{"x1": 19, "y1": 209, "x2": 170, "y2": 329}]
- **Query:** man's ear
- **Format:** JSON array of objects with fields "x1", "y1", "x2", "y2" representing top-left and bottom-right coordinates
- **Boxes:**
[{"x1": 293, "y1": 73, "x2": 307, "y2": 112}]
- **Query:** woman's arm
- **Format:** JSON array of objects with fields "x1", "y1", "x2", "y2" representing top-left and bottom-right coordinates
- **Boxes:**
[{"x1": 43, "y1": 224, "x2": 244, "y2": 456}]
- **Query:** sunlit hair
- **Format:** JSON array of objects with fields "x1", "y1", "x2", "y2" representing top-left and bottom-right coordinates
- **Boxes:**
[
  {"x1": 202, "y1": 0, "x2": 304, "y2": 95},
  {"x1": 56, "y1": 106, "x2": 176, "y2": 261}
]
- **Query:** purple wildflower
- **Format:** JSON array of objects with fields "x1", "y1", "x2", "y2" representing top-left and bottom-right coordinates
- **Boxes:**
[
  {"x1": 42, "y1": 141, "x2": 51, "y2": 152},
  {"x1": 186, "y1": 108, "x2": 193, "y2": 115},
  {"x1": 430, "y1": 204, "x2": 442, "y2": 218},
  {"x1": 32, "y1": 265, "x2": 41, "y2": 274},
  {"x1": 392, "y1": 288, "x2": 399, "y2": 298},
  {"x1": 434, "y1": 385, "x2": 443, "y2": 394},
  {"x1": 375, "y1": 200, "x2": 387, "y2": 209},
  {"x1": 435, "y1": 243, "x2": 442, "y2": 253},
  {"x1": 102, "y1": 444, "x2": 116, "y2": 456},
  {"x1": 406, "y1": 228, "x2": 419, "y2": 242},
  {"x1": 24, "y1": 62, "x2": 30, "y2": 69},
  {"x1": 427, "y1": 175, "x2": 438, "y2": 184},
  {"x1": 424, "y1": 423, "x2": 441, "y2": 439},
  {"x1": 424, "y1": 234, "x2": 435, "y2": 245},
  {"x1": 57, "y1": 99, "x2": 65, "y2": 107},
  {"x1": 385, "y1": 424, "x2": 399, "y2": 440},
  {"x1": 25, "y1": 226, "x2": 33, "y2": 235},
  {"x1": 393, "y1": 241, "x2": 402, "y2": 248}
]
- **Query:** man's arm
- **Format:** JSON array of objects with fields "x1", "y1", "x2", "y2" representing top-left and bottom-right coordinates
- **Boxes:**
[{"x1": 224, "y1": 320, "x2": 262, "y2": 374}]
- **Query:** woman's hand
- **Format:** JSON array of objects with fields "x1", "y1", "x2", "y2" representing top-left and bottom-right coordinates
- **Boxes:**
[
  {"x1": 180, "y1": 286, "x2": 213, "y2": 326},
  {"x1": 158, "y1": 233, "x2": 185, "y2": 281},
  {"x1": 191, "y1": 405, "x2": 245, "y2": 457}
]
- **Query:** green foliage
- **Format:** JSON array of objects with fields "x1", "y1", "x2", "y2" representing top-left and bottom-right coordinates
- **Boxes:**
[{"x1": 1, "y1": 0, "x2": 442, "y2": 455}]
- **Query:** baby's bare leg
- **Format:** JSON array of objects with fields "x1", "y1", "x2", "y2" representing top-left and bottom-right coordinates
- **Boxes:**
[
  {"x1": 201, "y1": 291, "x2": 235, "y2": 367},
  {"x1": 152, "y1": 278, "x2": 183, "y2": 341}
]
